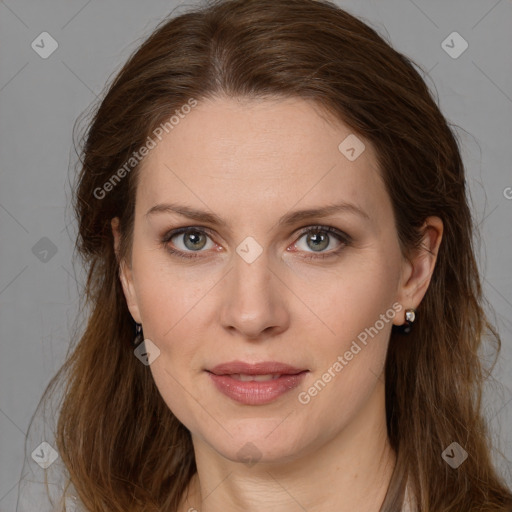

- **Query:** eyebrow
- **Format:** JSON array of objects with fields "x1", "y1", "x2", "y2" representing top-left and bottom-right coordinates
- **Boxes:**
[{"x1": 145, "y1": 201, "x2": 370, "y2": 229}]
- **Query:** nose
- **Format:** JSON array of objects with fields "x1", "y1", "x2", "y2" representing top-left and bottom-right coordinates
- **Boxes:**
[{"x1": 219, "y1": 248, "x2": 290, "y2": 340}]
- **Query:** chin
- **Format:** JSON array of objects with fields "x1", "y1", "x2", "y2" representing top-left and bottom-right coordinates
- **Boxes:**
[{"x1": 199, "y1": 421, "x2": 313, "y2": 465}]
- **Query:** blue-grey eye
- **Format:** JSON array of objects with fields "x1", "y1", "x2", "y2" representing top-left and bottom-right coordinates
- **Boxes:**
[
  {"x1": 295, "y1": 228, "x2": 344, "y2": 253},
  {"x1": 170, "y1": 229, "x2": 213, "y2": 252}
]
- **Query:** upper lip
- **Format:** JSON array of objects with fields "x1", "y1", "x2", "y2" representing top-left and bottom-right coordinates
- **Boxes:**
[{"x1": 208, "y1": 361, "x2": 308, "y2": 376}]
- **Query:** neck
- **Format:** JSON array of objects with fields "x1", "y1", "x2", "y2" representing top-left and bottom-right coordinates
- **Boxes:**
[{"x1": 181, "y1": 378, "x2": 396, "y2": 512}]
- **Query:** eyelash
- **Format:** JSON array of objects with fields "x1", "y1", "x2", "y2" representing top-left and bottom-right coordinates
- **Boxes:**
[{"x1": 160, "y1": 225, "x2": 351, "y2": 261}]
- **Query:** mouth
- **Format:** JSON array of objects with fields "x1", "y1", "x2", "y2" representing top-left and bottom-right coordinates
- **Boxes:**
[{"x1": 205, "y1": 361, "x2": 309, "y2": 405}]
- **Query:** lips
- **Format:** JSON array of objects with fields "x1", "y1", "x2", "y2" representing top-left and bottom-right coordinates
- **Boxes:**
[{"x1": 206, "y1": 361, "x2": 309, "y2": 405}]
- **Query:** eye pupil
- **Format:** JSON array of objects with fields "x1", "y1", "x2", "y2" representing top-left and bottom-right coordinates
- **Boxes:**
[
  {"x1": 307, "y1": 231, "x2": 329, "y2": 252},
  {"x1": 184, "y1": 231, "x2": 207, "y2": 250}
]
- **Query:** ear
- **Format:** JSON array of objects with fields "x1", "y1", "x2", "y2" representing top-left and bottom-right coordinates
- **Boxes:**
[
  {"x1": 111, "y1": 217, "x2": 142, "y2": 324},
  {"x1": 393, "y1": 216, "x2": 443, "y2": 325}
]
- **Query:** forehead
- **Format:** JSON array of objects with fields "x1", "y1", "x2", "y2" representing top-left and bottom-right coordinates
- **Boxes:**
[{"x1": 136, "y1": 96, "x2": 389, "y2": 227}]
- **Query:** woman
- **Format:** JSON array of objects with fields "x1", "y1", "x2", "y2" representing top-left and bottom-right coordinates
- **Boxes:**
[{"x1": 16, "y1": 0, "x2": 512, "y2": 510}]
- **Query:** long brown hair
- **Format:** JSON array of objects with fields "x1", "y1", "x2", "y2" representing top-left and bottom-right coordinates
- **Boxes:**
[{"x1": 33, "y1": 0, "x2": 512, "y2": 510}]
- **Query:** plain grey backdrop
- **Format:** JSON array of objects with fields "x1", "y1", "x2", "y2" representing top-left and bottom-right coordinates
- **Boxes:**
[{"x1": 1, "y1": 0, "x2": 511, "y2": 510}]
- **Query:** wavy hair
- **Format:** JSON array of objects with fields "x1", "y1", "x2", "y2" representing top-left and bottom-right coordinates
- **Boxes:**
[{"x1": 30, "y1": 0, "x2": 512, "y2": 510}]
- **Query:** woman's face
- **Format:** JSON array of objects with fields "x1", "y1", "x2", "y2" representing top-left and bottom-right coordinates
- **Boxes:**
[{"x1": 114, "y1": 96, "x2": 427, "y2": 465}]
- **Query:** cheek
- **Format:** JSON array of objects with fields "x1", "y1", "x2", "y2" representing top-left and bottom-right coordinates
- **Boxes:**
[
  {"x1": 299, "y1": 253, "x2": 400, "y2": 399},
  {"x1": 130, "y1": 251, "x2": 219, "y2": 409},
  {"x1": 300, "y1": 254, "x2": 400, "y2": 346},
  {"x1": 132, "y1": 259, "x2": 208, "y2": 423},
  {"x1": 131, "y1": 246, "x2": 213, "y2": 337},
  {"x1": 148, "y1": 361, "x2": 202, "y2": 432}
]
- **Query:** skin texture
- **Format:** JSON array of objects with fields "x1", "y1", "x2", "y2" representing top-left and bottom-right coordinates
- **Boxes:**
[{"x1": 111, "y1": 96, "x2": 443, "y2": 512}]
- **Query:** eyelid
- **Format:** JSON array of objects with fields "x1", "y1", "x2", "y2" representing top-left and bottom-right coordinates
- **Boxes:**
[
  {"x1": 294, "y1": 225, "x2": 352, "y2": 244},
  {"x1": 161, "y1": 225, "x2": 216, "y2": 242}
]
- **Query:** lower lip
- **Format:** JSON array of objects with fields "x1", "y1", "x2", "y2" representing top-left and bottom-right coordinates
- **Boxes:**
[{"x1": 207, "y1": 371, "x2": 308, "y2": 405}]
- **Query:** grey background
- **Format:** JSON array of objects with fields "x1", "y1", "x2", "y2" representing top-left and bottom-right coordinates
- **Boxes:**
[{"x1": 1, "y1": 0, "x2": 511, "y2": 510}]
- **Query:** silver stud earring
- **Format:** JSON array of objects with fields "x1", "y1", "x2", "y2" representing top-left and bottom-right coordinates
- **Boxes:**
[{"x1": 400, "y1": 308, "x2": 416, "y2": 334}]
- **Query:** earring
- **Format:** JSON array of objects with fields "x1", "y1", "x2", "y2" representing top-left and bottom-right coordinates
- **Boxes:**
[
  {"x1": 133, "y1": 322, "x2": 144, "y2": 347},
  {"x1": 400, "y1": 308, "x2": 416, "y2": 334}
]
